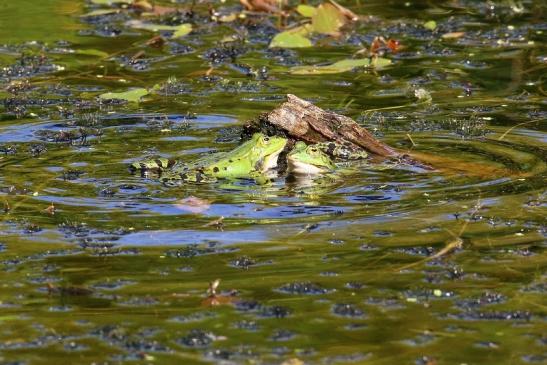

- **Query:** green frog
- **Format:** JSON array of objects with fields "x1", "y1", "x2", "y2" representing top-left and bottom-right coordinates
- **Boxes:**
[
  {"x1": 131, "y1": 133, "x2": 287, "y2": 185},
  {"x1": 287, "y1": 141, "x2": 336, "y2": 175},
  {"x1": 286, "y1": 140, "x2": 370, "y2": 175}
]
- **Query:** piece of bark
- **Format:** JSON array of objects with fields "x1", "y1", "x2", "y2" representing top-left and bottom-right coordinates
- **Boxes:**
[{"x1": 262, "y1": 94, "x2": 398, "y2": 157}]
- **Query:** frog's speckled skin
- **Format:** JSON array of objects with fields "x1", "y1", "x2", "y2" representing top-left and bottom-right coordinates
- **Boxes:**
[{"x1": 132, "y1": 133, "x2": 287, "y2": 184}]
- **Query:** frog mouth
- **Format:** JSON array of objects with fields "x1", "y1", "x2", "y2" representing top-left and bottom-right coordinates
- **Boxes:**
[
  {"x1": 287, "y1": 157, "x2": 329, "y2": 175},
  {"x1": 261, "y1": 149, "x2": 284, "y2": 171}
]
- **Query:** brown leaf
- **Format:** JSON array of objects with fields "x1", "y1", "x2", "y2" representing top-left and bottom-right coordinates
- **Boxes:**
[
  {"x1": 201, "y1": 294, "x2": 236, "y2": 307},
  {"x1": 149, "y1": 4, "x2": 178, "y2": 16},
  {"x1": 47, "y1": 282, "x2": 93, "y2": 296},
  {"x1": 145, "y1": 35, "x2": 166, "y2": 48},
  {"x1": 328, "y1": 0, "x2": 359, "y2": 22},
  {"x1": 133, "y1": 0, "x2": 177, "y2": 16},
  {"x1": 130, "y1": 50, "x2": 145, "y2": 61},
  {"x1": 43, "y1": 203, "x2": 55, "y2": 215},
  {"x1": 133, "y1": 0, "x2": 153, "y2": 12},
  {"x1": 240, "y1": 0, "x2": 284, "y2": 13},
  {"x1": 386, "y1": 38, "x2": 400, "y2": 52},
  {"x1": 201, "y1": 279, "x2": 237, "y2": 307}
]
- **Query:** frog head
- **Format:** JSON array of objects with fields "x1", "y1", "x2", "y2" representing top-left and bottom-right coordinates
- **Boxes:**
[
  {"x1": 251, "y1": 133, "x2": 288, "y2": 172},
  {"x1": 287, "y1": 142, "x2": 335, "y2": 175}
]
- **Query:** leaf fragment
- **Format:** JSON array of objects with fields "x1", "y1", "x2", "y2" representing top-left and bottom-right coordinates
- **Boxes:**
[
  {"x1": 240, "y1": 0, "x2": 282, "y2": 13},
  {"x1": 125, "y1": 20, "x2": 192, "y2": 38},
  {"x1": 80, "y1": 9, "x2": 120, "y2": 17},
  {"x1": 91, "y1": 0, "x2": 133, "y2": 5},
  {"x1": 311, "y1": 3, "x2": 346, "y2": 35},
  {"x1": 442, "y1": 31, "x2": 465, "y2": 39},
  {"x1": 134, "y1": 0, "x2": 178, "y2": 16},
  {"x1": 290, "y1": 57, "x2": 391, "y2": 75},
  {"x1": 296, "y1": 4, "x2": 316, "y2": 17},
  {"x1": 99, "y1": 88, "x2": 149, "y2": 103},
  {"x1": 327, "y1": 0, "x2": 359, "y2": 22},
  {"x1": 270, "y1": 27, "x2": 313, "y2": 48},
  {"x1": 424, "y1": 20, "x2": 437, "y2": 30},
  {"x1": 74, "y1": 49, "x2": 109, "y2": 58}
]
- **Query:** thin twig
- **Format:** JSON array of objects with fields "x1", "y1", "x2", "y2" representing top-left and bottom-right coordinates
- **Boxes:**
[{"x1": 498, "y1": 118, "x2": 546, "y2": 141}]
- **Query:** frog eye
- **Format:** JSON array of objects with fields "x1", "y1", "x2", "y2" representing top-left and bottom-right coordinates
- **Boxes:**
[{"x1": 263, "y1": 137, "x2": 270, "y2": 142}]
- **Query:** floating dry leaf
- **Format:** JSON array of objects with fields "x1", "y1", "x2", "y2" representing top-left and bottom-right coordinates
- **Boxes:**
[
  {"x1": 43, "y1": 203, "x2": 55, "y2": 215},
  {"x1": 145, "y1": 35, "x2": 166, "y2": 48},
  {"x1": 132, "y1": 0, "x2": 153, "y2": 11},
  {"x1": 327, "y1": 0, "x2": 359, "y2": 22},
  {"x1": 201, "y1": 295, "x2": 236, "y2": 307},
  {"x1": 240, "y1": 0, "x2": 283, "y2": 13},
  {"x1": 175, "y1": 196, "x2": 211, "y2": 214},
  {"x1": 201, "y1": 279, "x2": 237, "y2": 307}
]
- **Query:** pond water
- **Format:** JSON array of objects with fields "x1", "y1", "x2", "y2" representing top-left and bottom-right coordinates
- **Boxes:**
[{"x1": 0, "y1": 1, "x2": 545, "y2": 364}]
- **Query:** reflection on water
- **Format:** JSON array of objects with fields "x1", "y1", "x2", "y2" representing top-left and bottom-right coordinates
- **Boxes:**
[{"x1": 0, "y1": 0, "x2": 546, "y2": 364}]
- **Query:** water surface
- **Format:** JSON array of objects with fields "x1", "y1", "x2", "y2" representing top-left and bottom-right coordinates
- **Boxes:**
[{"x1": 0, "y1": 1, "x2": 545, "y2": 364}]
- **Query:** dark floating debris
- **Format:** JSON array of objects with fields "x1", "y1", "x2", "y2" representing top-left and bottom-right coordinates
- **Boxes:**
[
  {"x1": 165, "y1": 244, "x2": 237, "y2": 258},
  {"x1": 277, "y1": 281, "x2": 333, "y2": 295},
  {"x1": 229, "y1": 255, "x2": 256, "y2": 269},
  {"x1": 332, "y1": 303, "x2": 365, "y2": 318},
  {"x1": 270, "y1": 329, "x2": 295, "y2": 342},
  {"x1": 446, "y1": 310, "x2": 532, "y2": 322},
  {"x1": 178, "y1": 329, "x2": 219, "y2": 348}
]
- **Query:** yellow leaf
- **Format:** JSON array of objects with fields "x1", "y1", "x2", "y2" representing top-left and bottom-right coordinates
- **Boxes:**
[
  {"x1": 290, "y1": 58, "x2": 391, "y2": 75},
  {"x1": 296, "y1": 4, "x2": 316, "y2": 17},
  {"x1": 270, "y1": 26, "x2": 313, "y2": 48},
  {"x1": 125, "y1": 20, "x2": 192, "y2": 38},
  {"x1": 99, "y1": 88, "x2": 149, "y2": 103},
  {"x1": 311, "y1": 3, "x2": 346, "y2": 35}
]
